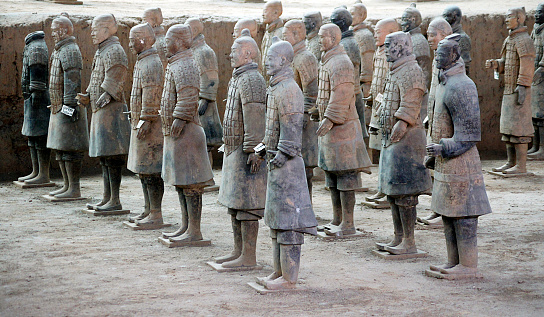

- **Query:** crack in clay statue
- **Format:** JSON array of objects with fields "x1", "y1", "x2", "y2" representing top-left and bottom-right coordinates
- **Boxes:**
[
  {"x1": 143, "y1": 8, "x2": 168, "y2": 68},
  {"x1": 79, "y1": 14, "x2": 130, "y2": 212},
  {"x1": 261, "y1": 0, "x2": 284, "y2": 82},
  {"x1": 214, "y1": 29, "x2": 267, "y2": 270},
  {"x1": 529, "y1": 3, "x2": 544, "y2": 160},
  {"x1": 426, "y1": 34, "x2": 492, "y2": 278},
  {"x1": 313, "y1": 24, "x2": 372, "y2": 237},
  {"x1": 331, "y1": 7, "x2": 368, "y2": 140},
  {"x1": 303, "y1": 11, "x2": 323, "y2": 63},
  {"x1": 350, "y1": 3, "x2": 375, "y2": 100},
  {"x1": 47, "y1": 16, "x2": 88, "y2": 199},
  {"x1": 160, "y1": 24, "x2": 214, "y2": 243},
  {"x1": 417, "y1": 17, "x2": 452, "y2": 227},
  {"x1": 365, "y1": 18, "x2": 399, "y2": 205},
  {"x1": 443, "y1": 6, "x2": 472, "y2": 76},
  {"x1": 375, "y1": 31, "x2": 432, "y2": 256},
  {"x1": 19, "y1": 30, "x2": 52, "y2": 186},
  {"x1": 233, "y1": 19, "x2": 262, "y2": 72},
  {"x1": 486, "y1": 7, "x2": 536, "y2": 175},
  {"x1": 186, "y1": 18, "x2": 223, "y2": 170},
  {"x1": 255, "y1": 37, "x2": 317, "y2": 290},
  {"x1": 283, "y1": 20, "x2": 319, "y2": 203},
  {"x1": 126, "y1": 23, "x2": 166, "y2": 228}
]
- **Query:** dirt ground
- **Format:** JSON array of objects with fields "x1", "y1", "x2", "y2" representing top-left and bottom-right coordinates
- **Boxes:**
[{"x1": 1, "y1": 160, "x2": 543, "y2": 316}]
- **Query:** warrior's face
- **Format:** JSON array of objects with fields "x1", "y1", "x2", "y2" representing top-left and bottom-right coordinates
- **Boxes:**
[
  {"x1": 303, "y1": 16, "x2": 316, "y2": 35},
  {"x1": 129, "y1": 31, "x2": 145, "y2": 55},
  {"x1": 400, "y1": 12, "x2": 416, "y2": 32},
  {"x1": 318, "y1": 29, "x2": 334, "y2": 52},
  {"x1": 374, "y1": 25, "x2": 387, "y2": 47},
  {"x1": 51, "y1": 22, "x2": 67, "y2": 44},
  {"x1": 427, "y1": 26, "x2": 441, "y2": 51},
  {"x1": 536, "y1": 4, "x2": 544, "y2": 24},
  {"x1": 262, "y1": 4, "x2": 279, "y2": 24},
  {"x1": 265, "y1": 49, "x2": 284, "y2": 76},
  {"x1": 435, "y1": 44, "x2": 456, "y2": 70},
  {"x1": 384, "y1": 36, "x2": 403, "y2": 63},
  {"x1": 165, "y1": 33, "x2": 178, "y2": 58},
  {"x1": 442, "y1": 10, "x2": 456, "y2": 26},
  {"x1": 230, "y1": 42, "x2": 249, "y2": 68},
  {"x1": 91, "y1": 21, "x2": 111, "y2": 45},
  {"x1": 282, "y1": 27, "x2": 297, "y2": 46},
  {"x1": 505, "y1": 10, "x2": 519, "y2": 30}
]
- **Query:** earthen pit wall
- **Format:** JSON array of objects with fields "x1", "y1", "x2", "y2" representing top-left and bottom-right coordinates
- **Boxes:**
[{"x1": 0, "y1": 13, "x2": 529, "y2": 179}]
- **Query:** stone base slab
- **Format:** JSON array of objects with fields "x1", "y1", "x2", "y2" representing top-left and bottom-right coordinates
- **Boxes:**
[
  {"x1": 372, "y1": 249, "x2": 428, "y2": 260},
  {"x1": 246, "y1": 281, "x2": 302, "y2": 294},
  {"x1": 316, "y1": 230, "x2": 366, "y2": 241},
  {"x1": 123, "y1": 221, "x2": 171, "y2": 230},
  {"x1": 204, "y1": 185, "x2": 220, "y2": 193},
  {"x1": 157, "y1": 236, "x2": 211, "y2": 248},
  {"x1": 206, "y1": 261, "x2": 263, "y2": 273},
  {"x1": 361, "y1": 200, "x2": 390, "y2": 209},
  {"x1": 487, "y1": 171, "x2": 535, "y2": 178},
  {"x1": 425, "y1": 269, "x2": 483, "y2": 280},
  {"x1": 83, "y1": 209, "x2": 130, "y2": 216},
  {"x1": 42, "y1": 194, "x2": 87, "y2": 202},
  {"x1": 13, "y1": 181, "x2": 55, "y2": 189}
]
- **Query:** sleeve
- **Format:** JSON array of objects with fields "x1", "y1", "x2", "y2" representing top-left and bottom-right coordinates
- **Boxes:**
[
  {"x1": 197, "y1": 48, "x2": 219, "y2": 101},
  {"x1": 242, "y1": 101, "x2": 266, "y2": 152},
  {"x1": 395, "y1": 68, "x2": 425, "y2": 126},
  {"x1": 173, "y1": 87, "x2": 199, "y2": 121},
  {"x1": 497, "y1": 39, "x2": 507, "y2": 74},
  {"x1": 102, "y1": 46, "x2": 128, "y2": 101},
  {"x1": 323, "y1": 62, "x2": 355, "y2": 124},
  {"x1": 277, "y1": 88, "x2": 303, "y2": 158},
  {"x1": 298, "y1": 55, "x2": 319, "y2": 112},
  {"x1": 517, "y1": 38, "x2": 536, "y2": 87},
  {"x1": 28, "y1": 64, "x2": 48, "y2": 92},
  {"x1": 440, "y1": 140, "x2": 477, "y2": 158},
  {"x1": 140, "y1": 61, "x2": 164, "y2": 121},
  {"x1": 63, "y1": 68, "x2": 81, "y2": 105}
]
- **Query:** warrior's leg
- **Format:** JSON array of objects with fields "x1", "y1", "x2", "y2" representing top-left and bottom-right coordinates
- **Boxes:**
[
  {"x1": 163, "y1": 187, "x2": 188, "y2": 238},
  {"x1": 222, "y1": 219, "x2": 258, "y2": 268},
  {"x1": 129, "y1": 175, "x2": 150, "y2": 223},
  {"x1": 86, "y1": 158, "x2": 110, "y2": 210},
  {"x1": 376, "y1": 197, "x2": 403, "y2": 250},
  {"x1": 55, "y1": 155, "x2": 82, "y2": 199},
  {"x1": 528, "y1": 125, "x2": 539, "y2": 154},
  {"x1": 305, "y1": 167, "x2": 314, "y2": 204},
  {"x1": 430, "y1": 216, "x2": 459, "y2": 271},
  {"x1": 19, "y1": 143, "x2": 38, "y2": 181},
  {"x1": 265, "y1": 231, "x2": 303, "y2": 290},
  {"x1": 504, "y1": 143, "x2": 528, "y2": 174},
  {"x1": 96, "y1": 157, "x2": 123, "y2": 211},
  {"x1": 325, "y1": 190, "x2": 356, "y2": 235},
  {"x1": 528, "y1": 125, "x2": 544, "y2": 159},
  {"x1": 25, "y1": 141, "x2": 51, "y2": 184},
  {"x1": 257, "y1": 230, "x2": 281, "y2": 286},
  {"x1": 385, "y1": 197, "x2": 418, "y2": 255},
  {"x1": 136, "y1": 175, "x2": 164, "y2": 225},
  {"x1": 169, "y1": 188, "x2": 203, "y2": 242},
  {"x1": 215, "y1": 212, "x2": 242, "y2": 263},
  {"x1": 318, "y1": 172, "x2": 342, "y2": 231},
  {"x1": 492, "y1": 141, "x2": 515, "y2": 172},
  {"x1": 50, "y1": 152, "x2": 67, "y2": 196},
  {"x1": 440, "y1": 217, "x2": 478, "y2": 275}
]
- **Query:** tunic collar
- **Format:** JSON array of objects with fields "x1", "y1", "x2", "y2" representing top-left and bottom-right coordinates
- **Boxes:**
[
  {"x1": 153, "y1": 25, "x2": 165, "y2": 37},
  {"x1": 138, "y1": 47, "x2": 158, "y2": 61},
  {"x1": 408, "y1": 26, "x2": 422, "y2": 35},
  {"x1": 438, "y1": 59, "x2": 466, "y2": 85},
  {"x1": 191, "y1": 33, "x2": 205, "y2": 49},
  {"x1": 321, "y1": 44, "x2": 346, "y2": 64},
  {"x1": 25, "y1": 31, "x2": 45, "y2": 44},
  {"x1": 98, "y1": 36, "x2": 120, "y2": 52},
  {"x1": 536, "y1": 23, "x2": 544, "y2": 35},
  {"x1": 341, "y1": 29, "x2": 354, "y2": 39},
  {"x1": 390, "y1": 54, "x2": 416, "y2": 73},
  {"x1": 55, "y1": 36, "x2": 75, "y2": 50},
  {"x1": 233, "y1": 62, "x2": 258, "y2": 78},
  {"x1": 509, "y1": 26, "x2": 528, "y2": 36},
  {"x1": 269, "y1": 67, "x2": 293, "y2": 87},
  {"x1": 292, "y1": 40, "x2": 306, "y2": 55},
  {"x1": 307, "y1": 30, "x2": 318, "y2": 40},
  {"x1": 351, "y1": 22, "x2": 369, "y2": 32},
  {"x1": 168, "y1": 48, "x2": 192, "y2": 64},
  {"x1": 451, "y1": 23, "x2": 463, "y2": 34},
  {"x1": 267, "y1": 18, "x2": 283, "y2": 33}
]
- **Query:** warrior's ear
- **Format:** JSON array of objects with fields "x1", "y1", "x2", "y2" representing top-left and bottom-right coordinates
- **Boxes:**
[
  {"x1": 241, "y1": 28, "x2": 252, "y2": 38},
  {"x1": 271, "y1": 36, "x2": 280, "y2": 44}
]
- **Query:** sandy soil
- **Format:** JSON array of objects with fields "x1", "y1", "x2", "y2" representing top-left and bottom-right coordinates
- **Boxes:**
[{"x1": 1, "y1": 160, "x2": 543, "y2": 316}]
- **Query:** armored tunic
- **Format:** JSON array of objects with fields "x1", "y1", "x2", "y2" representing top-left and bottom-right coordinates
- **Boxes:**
[
  {"x1": 340, "y1": 30, "x2": 362, "y2": 96},
  {"x1": 153, "y1": 26, "x2": 168, "y2": 68},
  {"x1": 292, "y1": 40, "x2": 319, "y2": 168},
  {"x1": 261, "y1": 18, "x2": 284, "y2": 76},
  {"x1": 21, "y1": 31, "x2": 50, "y2": 137},
  {"x1": 160, "y1": 49, "x2": 214, "y2": 187},
  {"x1": 263, "y1": 67, "x2": 317, "y2": 232},
  {"x1": 47, "y1": 36, "x2": 89, "y2": 152},
  {"x1": 87, "y1": 36, "x2": 130, "y2": 157},
  {"x1": 368, "y1": 46, "x2": 388, "y2": 150},
  {"x1": 218, "y1": 62, "x2": 267, "y2": 212},
  {"x1": 378, "y1": 55, "x2": 432, "y2": 196},
  {"x1": 426, "y1": 57, "x2": 439, "y2": 143},
  {"x1": 191, "y1": 34, "x2": 223, "y2": 147},
  {"x1": 352, "y1": 22, "x2": 376, "y2": 97},
  {"x1": 316, "y1": 45, "x2": 371, "y2": 172},
  {"x1": 409, "y1": 27, "x2": 431, "y2": 87},
  {"x1": 496, "y1": 26, "x2": 535, "y2": 138},
  {"x1": 452, "y1": 24, "x2": 472, "y2": 72},
  {"x1": 531, "y1": 23, "x2": 544, "y2": 121},
  {"x1": 127, "y1": 47, "x2": 164, "y2": 175},
  {"x1": 431, "y1": 60, "x2": 491, "y2": 217},
  {"x1": 306, "y1": 30, "x2": 321, "y2": 62}
]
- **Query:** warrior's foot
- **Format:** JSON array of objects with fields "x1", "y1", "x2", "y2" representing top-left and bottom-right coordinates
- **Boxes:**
[
  {"x1": 528, "y1": 150, "x2": 544, "y2": 160},
  {"x1": 430, "y1": 263, "x2": 456, "y2": 272},
  {"x1": 317, "y1": 222, "x2": 340, "y2": 232},
  {"x1": 419, "y1": 215, "x2": 443, "y2": 227},
  {"x1": 491, "y1": 162, "x2": 514, "y2": 172},
  {"x1": 214, "y1": 251, "x2": 241, "y2": 264},
  {"x1": 256, "y1": 272, "x2": 281, "y2": 286},
  {"x1": 439, "y1": 264, "x2": 478, "y2": 275},
  {"x1": 18, "y1": 171, "x2": 38, "y2": 182},
  {"x1": 365, "y1": 192, "x2": 386, "y2": 202},
  {"x1": 135, "y1": 214, "x2": 164, "y2": 226},
  {"x1": 129, "y1": 210, "x2": 150, "y2": 223},
  {"x1": 49, "y1": 185, "x2": 68, "y2": 196},
  {"x1": 417, "y1": 212, "x2": 440, "y2": 223},
  {"x1": 221, "y1": 255, "x2": 256, "y2": 269},
  {"x1": 54, "y1": 188, "x2": 81, "y2": 199},
  {"x1": 24, "y1": 175, "x2": 50, "y2": 185},
  {"x1": 162, "y1": 226, "x2": 187, "y2": 238},
  {"x1": 264, "y1": 277, "x2": 296, "y2": 290},
  {"x1": 86, "y1": 199, "x2": 109, "y2": 210},
  {"x1": 384, "y1": 240, "x2": 417, "y2": 255},
  {"x1": 502, "y1": 165, "x2": 527, "y2": 174},
  {"x1": 375, "y1": 236, "x2": 402, "y2": 251},
  {"x1": 95, "y1": 201, "x2": 122, "y2": 211},
  {"x1": 324, "y1": 225, "x2": 356, "y2": 236},
  {"x1": 168, "y1": 231, "x2": 202, "y2": 243}
]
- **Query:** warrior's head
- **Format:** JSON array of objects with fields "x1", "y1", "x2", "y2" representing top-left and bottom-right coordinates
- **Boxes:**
[
  {"x1": 263, "y1": 0, "x2": 283, "y2": 25},
  {"x1": 165, "y1": 24, "x2": 192, "y2": 58},
  {"x1": 350, "y1": 4, "x2": 367, "y2": 26},
  {"x1": 427, "y1": 17, "x2": 453, "y2": 51},
  {"x1": 231, "y1": 29, "x2": 259, "y2": 68},
  {"x1": 185, "y1": 18, "x2": 204, "y2": 41},
  {"x1": 442, "y1": 6, "x2": 462, "y2": 27},
  {"x1": 536, "y1": 3, "x2": 544, "y2": 25},
  {"x1": 51, "y1": 16, "x2": 73, "y2": 44},
  {"x1": 233, "y1": 19, "x2": 258, "y2": 39},
  {"x1": 318, "y1": 23, "x2": 341, "y2": 52},
  {"x1": 435, "y1": 34, "x2": 461, "y2": 70},
  {"x1": 303, "y1": 11, "x2": 322, "y2": 36},
  {"x1": 374, "y1": 18, "x2": 400, "y2": 47},
  {"x1": 91, "y1": 14, "x2": 117, "y2": 45},
  {"x1": 265, "y1": 37, "x2": 293, "y2": 77},
  {"x1": 129, "y1": 23, "x2": 156, "y2": 55},
  {"x1": 384, "y1": 31, "x2": 413, "y2": 63},
  {"x1": 330, "y1": 7, "x2": 352, "y2": 33},
  {"x1": 143, "y1": 8, "x2": 163, "y2": 28},
  {"x1": 506, "y1": 7, "x2": 527, "y2": 30},
  {"x1": 401, "y1": 3, "x2": 422, "y2": 32},
  {"x1": 283, "y1": 20, "x2": 306, "y2": 47}
]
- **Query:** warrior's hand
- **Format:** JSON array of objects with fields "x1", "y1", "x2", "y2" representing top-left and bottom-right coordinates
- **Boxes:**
[
  {"x1": 424, "y1": 155, "x2": 436, "y2": 169},
  {"x1": 485, "y1": 59, "x2": 498, "y2": 69},
  {"x1": 316, "y1": 118, "x2": 333, "y2": 137},
  {"x1": 368, "y1": 126, "x2": 379, "y2": 135},
  {"x1": 96, "y1": 92, "x2": 111, "y2": 109},
  {"x1": 137, "y1": 120, "x2": 151, "y2": 140},
  {"x1": 308, "y1": 106, "x2": 320, "y2": 122},
  {"x1": 515, "y1": 85, "x2": 527, "y2": 105},
  {"x1": 270, "y1": 151, "x2": 288, "y2": 168},
  {"x1": 247, "y1": 152, "x2": 263, "y2": 174},
  {"x1": 171, "y1": 118, "x2": 186, "y2": 138},
  {"x1": 390, "y1": 120, "x2": 408, "y2": 143},
  {"x1": 76, "y1": 93, "x2": 90, "y2": 107},
  {"x1": 426, "y1": 143, "x2": 443, "y2": 157},
  {"x1": 198, "y1": 99, "x2": 209, "y2": 116}
]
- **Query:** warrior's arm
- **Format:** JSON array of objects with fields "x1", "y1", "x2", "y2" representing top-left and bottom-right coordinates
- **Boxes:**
[{"x1": 101, "y1": 65, "x2": 127, "y2": 101}]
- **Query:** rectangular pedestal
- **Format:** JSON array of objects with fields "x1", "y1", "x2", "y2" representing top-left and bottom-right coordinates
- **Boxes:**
[
  {"x1": 354, "y1": 187, "x2": 369, "y2": 193},
  {"x1": 204, "y1": 185, "x2": 220, "y2": 193},
  {"x1": 416, "y1": 222, "x2": 444, "y2": 230},
  {"x1": 361, "y1": 200, "x2": 390, "y2": 209},
  {"x1": 51, "y1": 0, "x2": 83, "y2": 4},
  {"x1": 246, "y1": 281, "x2": 301, "y2": 294},
  {"x1": 123, "y1": 221, "x2": 172, "y2": 230},
  {"x1": 372, "y1": 249, "x2": 427, "y2": 260},
  {"x1": 316, "y1": 230, "x2": 366, "y2": 241},
  {"x1": 206, "y1": 261, "x2": 263, "y2": 273},
  {"x1": 13, "y1": 181, "x2": 55, "y2": 189},
  {"x1": 425, "y1": 269, "x2": 482, "y2": 280},
  {"x1": 83, "y1": 209, "x2": 130, "y2": 216},
  {"x1": 487, "y1": 171, "x2": 535, "y2": 178},
  {"x1": 157, "y1": 236, "x2": 211, "y2": 248},
  {"x1": 42, "y1": 194, "x2": 87, "y2": 202}
]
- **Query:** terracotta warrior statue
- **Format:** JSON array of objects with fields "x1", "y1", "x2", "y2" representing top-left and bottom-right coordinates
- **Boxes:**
[
  {"x1": 233, "y1": 19, "x2": 261, "y2": 71},
  {"x1": 376, "y1": 31, "x2": 432, "y2": 256},
  {"x1": 417, "y1": 17, "x2": 452, "y2": 226},
  {"x1": 160, "y1": 24, "x2": 214, "y2": 243},
  {"x1": 350, "y1": 3, "x2": 375, "y2": 100},
  {"x1": 255, "y1": 37, "x2": 317, "y2": 290},
  {"x1": 303, "y1": 11, "x2": 323, "y2": 62},
  {"x1": 313, "y1": 24, "x2": 371, "y2": 236},
  {"x1": 401, "y1": 4, "x2": 431, "y2": 88},
  {"x1": 283, "y1": 20, "x2": 319, "y2": 201},
  {"x1": 330, "y1": 8, "x2": 368, "y2": 140},
  {"x1": 426, "y1": 34, "x2": 492, "y2": 277},
  {"x1": 126, "y1": 23, "x2": 165, "y2": 228},
  {"x1": 186, "y1": 18, "x2": 223, "y2": 169},
  {"x1": 443, "y1": 6, "x2": 472, "y2": 75},
  {"x1": 46, "y1": 16, "x2": 88, "y2": 199},
  {"x1": 529, "y1": 3, "x2": 544, "y2": 160},
  {"x1": 143, "y1": 8, "x2": 168, "y2": 67},
  {"x1": 366, "y1": 18, "x2": 399, "y2": 204},
  {"x1": 486, "y1": 7, "x2": 535, "y2": 174},
  {"x1": 261, "y1": 0, "x2": 283, "y2": 80},
  {"x1": 215, "y1": 29, "x2": 267, "y2": 269},
  {"x1": 19, "y1": 31, "x2": 51, "y2": 186},
  {"x1": 79, "y1": 14, "x2": 130, "y2": 212}
]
